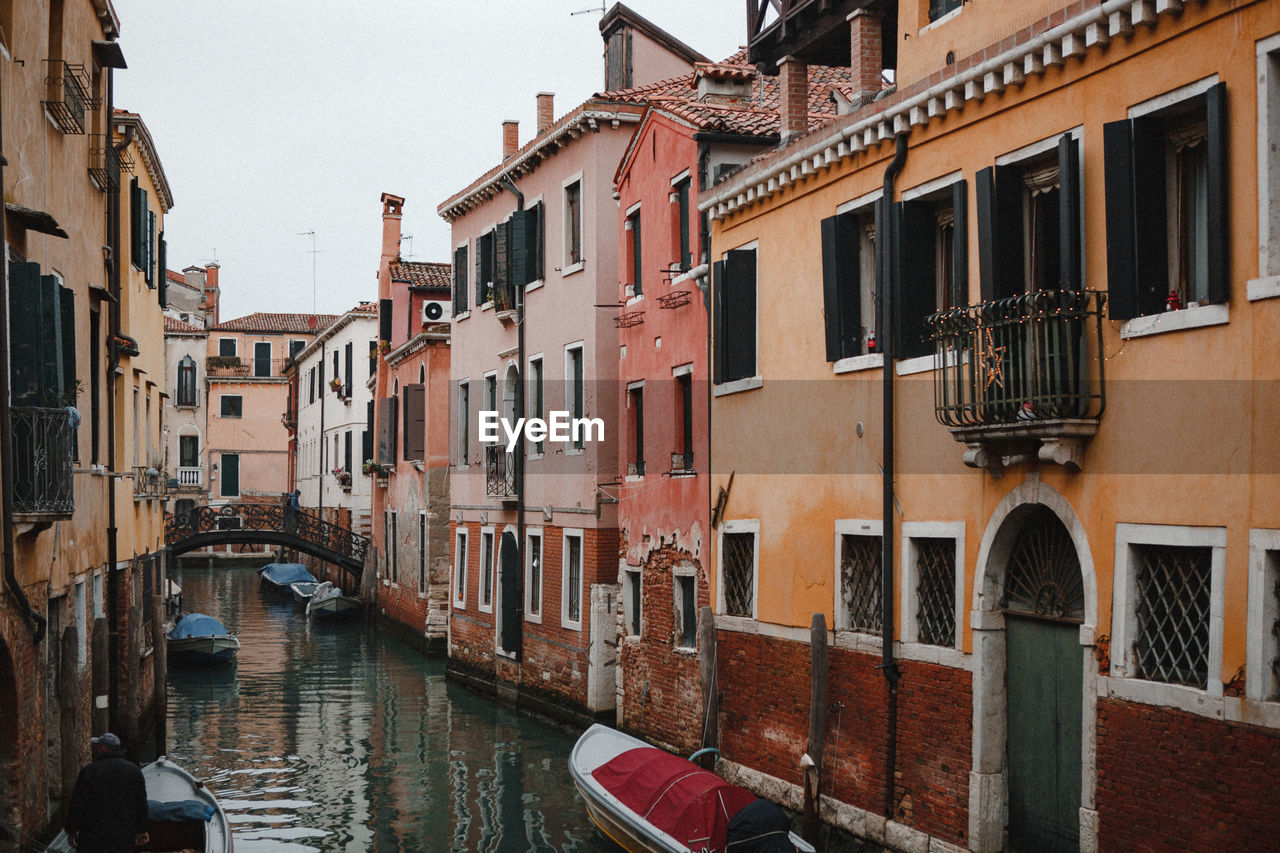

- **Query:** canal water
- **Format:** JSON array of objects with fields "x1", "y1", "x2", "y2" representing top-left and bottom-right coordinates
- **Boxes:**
[{"x1": 165, "y1": 560, "x2": 621, "y2": 853}]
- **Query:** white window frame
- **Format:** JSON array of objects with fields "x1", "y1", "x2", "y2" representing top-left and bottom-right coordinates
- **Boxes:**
[
  {"x1": 418, "y1": 510, "x2": 428, "y2": 596},
  {"x1": 623, "y1": 564, "x2": 642, "y2": 638},
  {"x1": 456, "y1": 380, "x2": 470, "y2": 468},
  {"x1": 527, "y1": 354, "x2": 545, "y2": 458},
  {"x1": 453, "y1": 528, "x2": 468, "y2": 609},
  {"x1": 563, "y1": 342, "x2": 585, "y2": 456},
  {"x1": 1110, "y1": 523, "x2": 1226, "y2": 704},
  {"x1": 672, "y1": 562, "x2": 698, "y2": 651},
  {"x1": 832, "y1": 519, "x2": 883, "y2": 653},
  {"x1": 217, "y1": 337, "x2": 238, "y2": 358},
  {"x1": 717, "y1": 519, "x2": 759, "y2": 626},
  {"x1": 525, "y1": 527, "x2": 544, "y2": 623},
  {"x1": 562, "y1": 171, "x2": 585, "y2": 275},
  {"x1": 219, "y1": 393, "x2": 242, "y2": 419},
  {"x1": 252, "y1": 340, "x2": 273, "y2": 377},
  {"x1": 524, "y1": 193, "x2": 547, "y2": 293},
  {"x1": 1247, "y1": 529, "x2": 1280, "y2": 703},
  {"x1": 561, "y1": 528, "x2": 585, "y2": 631},
  {"x1": 899, "y1": 521, "x2": 966, "y2": 668},
  {"x1": 479, "y1": 525, "x2": 495, "y2": 614},
  {"x1": 1252, "y1": 34, "x2": 1280, "y2": 301},
  {"x1": 75, "y1": 580, "x2": 87, "y2": 670},
  {"x1": 92, "y1": 571, "x2": 103, "y2": 619}
]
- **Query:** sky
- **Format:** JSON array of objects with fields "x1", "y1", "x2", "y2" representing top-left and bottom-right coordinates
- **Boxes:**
[{"x1": 110, "y1": 0, "x2": 747, "y2": 321}]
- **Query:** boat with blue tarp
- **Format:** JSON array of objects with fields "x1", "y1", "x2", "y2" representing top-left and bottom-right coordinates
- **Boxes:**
[
  {"x1": 167, "y1": 613, "x2": 240, "y2": 665},
  {"x1": 258, "y1": 562, "x2": 316, "y2": 595}
]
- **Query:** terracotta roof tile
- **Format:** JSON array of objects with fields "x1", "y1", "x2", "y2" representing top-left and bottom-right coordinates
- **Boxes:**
[
  {"x1": 209, "y1": 312, "x2": 339, "y2": 334},
  {"x1": 391, "y1": 261, "x2": 451, "y2": 290},
  {"x1": 163, "y1": 316, "x2": 204, "y2": 334},
  {"x1": 166, "y1": 269, "x2": 184, "y2": 284}
]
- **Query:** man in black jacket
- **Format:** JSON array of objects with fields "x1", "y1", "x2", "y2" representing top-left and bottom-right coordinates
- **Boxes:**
[{"x1": 65, "y1": 733, "x2": 149, "y2": 852}]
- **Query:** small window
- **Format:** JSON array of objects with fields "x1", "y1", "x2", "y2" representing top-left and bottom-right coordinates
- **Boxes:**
[
  {"x1": 675, "y1": 372, "x2": 693, "y2": 470},
  {"x1": 626, "y1": 208, "x2": 642, "y2": 296},
  {"x1": 563, "y1": 530, "x2": 583, "y2": 629},
  {"x1": 912, "y1": 538, "x2": 956, "y2": 647},
  {"x1": 719, "y1": 523, "x2": 757, "y2": 619},
  {"x1": 289, "y1": 339, "x2": 306, "y2": 359},
  {"x1": 1133, "y1": 544, "x2": 1212, "y2": 689},
  {"x1": 218, "y1": 338, "x2": 237, "y2": 358},
  {"x1": 565, "y1": 345, "x2": 584, "y2": 450},
  {"x1": 178, "y1": 434, "x2": 199, "y2": 468},
  {"x1": 220, "y1": 395, "x2": 242, "y2": 418},
  {"x1": 928, "y1": 0, "x2": 961, "y2": 22},
  {"x1": 453, "y1": 244, "x2": 469, "y2": 315},
  {"x1": 454, "y1": 529, "x2": 467, "y2": 608},
  {"x1": 528, "y1": 357, "x2": 544, "y2": 456},
  {"x1": 176, "y1": 355, "x2": 197, "y2": 406},
  {"x1": 624, "y1": 567, "x2": 642, "y2": 636},
  {"x1": 388, "y1": 511, "x2": 399, "y2": 583},
  {"x1": 480, "y1": 528, "x2": 495, "y2": 612},
  {"x1": 821, "y1": 204, "x2": 879, "y2": 360},
  {"x1": 476, "y1": 230, "x2": 494, "y2": 305},
  {"x1": 674, "y1": 177, "x2": 692, "y2": 271},
  {"x1": 457, "y1": 381, "x2": 470, "y2": 466},
  {"x1": 837, "y1": 529, "x2": 882, "y2": 635},
  {"x1": 564, "y1": 179, "x2": 583, "y2": 267},
  {"x1": 526, "y1": 530, "x2": 543, "y2": 619},
  {"x1": 627, "y1": 384, "x2": 644, "y2": 477},
  {"x1": 675, "y1": 571, "x2": 696, "y2": 649}
]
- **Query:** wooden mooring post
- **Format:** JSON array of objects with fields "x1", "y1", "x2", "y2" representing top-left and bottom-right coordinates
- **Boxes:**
[
  {"x1": 697, "y1": 605, "x2": 719, "y2": 770},
  {"x1": 804, "y1": 612, "x2": 829, "y2": 843}
]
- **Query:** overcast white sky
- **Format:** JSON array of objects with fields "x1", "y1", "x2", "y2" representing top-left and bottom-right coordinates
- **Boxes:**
[{"x1": 110, "y1": 1, "x2": 746, "y2": 320}]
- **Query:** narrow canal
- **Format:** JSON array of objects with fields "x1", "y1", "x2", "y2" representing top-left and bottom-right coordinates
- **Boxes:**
[{"x1": 165, "y1": 559, "x2": 620, "y2": 852}]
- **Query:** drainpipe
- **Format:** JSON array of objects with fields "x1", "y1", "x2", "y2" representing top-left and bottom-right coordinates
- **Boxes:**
[
  {"x1": 319, "y1": 340, "x2": 326, "y2": 522},
  {"x1": 499, "y1": 176, "x2": 525, "y2": 659},
  {"x1": 879, "y1": 132, "x2": 908, "y2": 819},
  {"x1": 0, "y1": 63, "x2": 46, "y2": 645},
  {"x1": 107, "y1": 67, "x2": 125, "y2": 732}
]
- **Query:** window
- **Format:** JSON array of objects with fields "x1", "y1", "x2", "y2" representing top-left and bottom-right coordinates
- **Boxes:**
[
  {"x1": 92, "y1": 571, "x2": 103, "y2": 619},
  {"x1": 252, "y1": 341, "x2": 271, "y2": 377},
  {"x1": 564, "y1": 178, "x2": 583, "y2": 267},
  {"x1": 565, "y1": 345, "x2": 584, "y2": 450},
  {"x1": 1256, "y1": 38, "x2": 1280, "y2": 294},
  {"x1": 389, "y1": 511, "x2": 399, "y2": 583},
  {"x1": 1247, "y1": 530, "x2": 1280, "y2": 702},
  {"x1": 627, "y1": 383, "x2": 644, "y2": 476},
  {"x1": 402, "y1": 383, "x2": 425, "y2": 462},
  {"x1": 674, "y1": 567, "x2": 697, "y2": 649},
  {"x1": 218, "y1": 338, "x2": 236, "y2": 358},
  {"x1": 835, "y1": 520, "x2": 882, "y2": 635},
  {"x1": 377, "y1": 396, "x2": 398, "y2": 464},
  {"x1": 331, "y1": 349, "x2": 339, "y2": 385},
  {"x1": 476, "y1": 230, "x2": 494, "y2": 305},
  {"x1": 713, "y1": 247, "x2": 757, "y2": 383},
  {"x1": 90, "y1": 308, "x2": 100, "y2": 463},
  {"x1": 928, "y1": 0, "x2": 961, "y2": 22},
  {"x1": 626, "y1": 207, "x2": 642, "y2": 297},
  {"x1": 526, "y1": 529, "x2": 543, "y2": 620},
  {"x1": 344, "y1": 430, "x2": 352, "y2": 474},
  {"x1": 821, "y1": 200, "x2": 881, "y2": 360},
  {"x1": 344, "y1": 341, "x2": 353, "y2": 392},
  {"x1": 454, "y1": 529, "x2": 467, "y2": 607},
  {"x1": 219, "y1": 453, "x2": 239, "y2": 497},
  {"x1": 1104, "y1": 81, "x2": 1227, "y2": 318},
  {"x1": 219, "y1": 395, "x2": 242, "y2": 418},
  {"x1": 289, "y1": 339, "x2": 306, "y2": 359},
  {"x1": 480, "y1": 528, "x2": 495, "y2": 612},
  {"x1": 368, "y1": 340, "x2": 377, "y2": 377},
  {"x1": 563, "y1": 530, "x2": 583, "y2": 629},
  {"x1": 718, "y1": 521, "x2": 758, "y2": 619},
  {"x1": 308, "y1": 367, "x2": 315, "y2": 404},
  {"x1": 901, "y1": 526, "x2": 963, "y2": 652},
  {"x1": 176, "y1": 355, "x2": 197, "y2": 406},
  {"x1": 453, "y1": 243, "x2": 469, "y2": 315},
  {"x1": 528, "y1": 357, "x2": 544, "y2": 456},
  {"x1": 673, "y1": 176, "x2": 692, "y2": 271},
  {"x1": 624, "y1": 567, "x2": 642, "y2": 636},
  {"x1": 7, "y1": 263, "x2": 75, "y2": 408},
  {"x1": 457, "y1": 381, "x2": 470, "y2": 466},
  {"x1": 899, "y1": 176, "x2": 968, "y2": 358},
  {"x1": 484, "y1": 373, "x2": 497, "y2": 418},
  {"x1": 178, "y1": 434, "x2": 198, "y2": 468},
  {"x1": 675, "y1": 370, "x2": 693, "y2": 470}
]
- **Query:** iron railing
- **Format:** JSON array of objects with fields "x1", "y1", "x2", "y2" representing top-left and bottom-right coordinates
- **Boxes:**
[
  {"x1": 484, "y1": 445, "x2": 518, "y2": 498},
  {"x1": 205, "y1": 356, "x2": 288, "y2": 378},
  {"x1": 927, "y1": 290, "x2": 1106, "y2": 428},
  {"x1": 133, "y1": 466, "x2": 163, "y2": 498},
  {"x1": 42, "y1": 60, "x2": 94, "y2": 134},
  {"x1": 12, "y1": 406, "x2": 75, "y2": 515},
  {"x1": 165, "y1": 502, "x2": 369, "y2": 567},
  {"x1": 88, "y1": 134, "x2": 121, "y2": 192}
]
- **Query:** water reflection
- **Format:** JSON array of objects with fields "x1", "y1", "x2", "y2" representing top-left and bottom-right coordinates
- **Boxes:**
[{"x1": 167, "y1": 560, "x2": 620, "y2": 852}]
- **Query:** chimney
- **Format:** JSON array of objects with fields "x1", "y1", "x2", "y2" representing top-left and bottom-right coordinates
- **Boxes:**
[
  {"x1": 536, "y1": 92, "x2": 555, "y2": 135},
  {"x1": 502, "y1": 120, "x2": 519, "y2": 160},
  {"x1": 379, "y1": 193, "x2": 405, "y2": 301},
  {"x1": 779, "y1": 56, "x2": 808, "y2": 141},
  {"x1": 203, "y1": 263, "x2": 220, "y2": 326},
  {"x1": 849, "y1": 9, "x2": 884, "y2": 104}
]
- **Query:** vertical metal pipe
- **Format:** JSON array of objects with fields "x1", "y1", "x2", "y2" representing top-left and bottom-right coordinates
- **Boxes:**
[{"x1": 106, "y1": 66, "x2": 122, "y2": 733}]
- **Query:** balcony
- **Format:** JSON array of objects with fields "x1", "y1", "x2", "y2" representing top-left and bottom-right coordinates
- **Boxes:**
[
  {"x1": 89, "y1": 134, "x2": 131, "y2": 192},
  {"x1": 176, "y1": 467, "x2": 203, "y2": 490},
  {"x1": 12, "y1": 407, "x2": 75, "y2": 517},
  {"x1": 206, "y1": 356, "x2": 287, "y2": 378},
  {"x1": 927, "y1": 290, "x2": 1106, "y2": 475},
  {"x1": 134, "y1": 466, "x2": 163, "y2": 499},
  {"x1": 42, "y1": 60, "x2": 96, "y2": 135},
  {"x1": 484, "y1": 445, "x2": 518, "y2": 500}
]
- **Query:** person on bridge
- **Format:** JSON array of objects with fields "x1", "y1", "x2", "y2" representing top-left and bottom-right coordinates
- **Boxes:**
[
  {"x1": 286, "y1": 489, "x2": 302, "y2": 533},
  {"x1": 65, "y1": 732, "x2": 149, "y2": 852}
]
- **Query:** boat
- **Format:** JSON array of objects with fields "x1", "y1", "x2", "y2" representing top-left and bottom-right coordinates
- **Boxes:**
[
  {"x1": 163, "y1": 577, "x2": 183, "y2": 618},
  {"x1": 47, "y1": 755, "x2": 233, "y2": 852},
  {"x1": 569, "y1": 724, "x2": 816, "y2": 853},
  {"x1": 166, "y1": 613, "x2": 240, "y2": 666},
  {"x1": 291, "y1": 580, "x2": 321, "y2": 607},
  {"x1": 305, "y1": 581, "x2": 361, "y2": 620},
  {"x1": 258, "y1": 562, "x2": 316, "y2": 595}
]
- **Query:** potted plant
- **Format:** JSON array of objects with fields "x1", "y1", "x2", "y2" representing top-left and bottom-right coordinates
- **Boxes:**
[
  {"x1": 362, "y1": 459, "x2": 391, "y2": 485},
  {"x1": 332, "y1": 467, "x2": 352, "y2": 487},
  {"x1": 329, "y1": 377, "x2": 343, "y2": 392}
]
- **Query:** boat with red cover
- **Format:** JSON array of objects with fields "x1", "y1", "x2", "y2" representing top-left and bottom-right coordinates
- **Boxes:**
[{"x1": 569, "y1": 724, "x2": 816, "y2": 853}]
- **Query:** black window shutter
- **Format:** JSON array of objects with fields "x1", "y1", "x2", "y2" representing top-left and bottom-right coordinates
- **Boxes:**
[
  {"x1": 453, "y1": 245, "x2": 468, "y2": 314},
  {"x1": 377, "y1": 396, "x2": 397, "y2": 464},
  {"x1": 494, "y1": 221, "x2": 510, "y2": 292},
  {"x1": 379, "y1": 298, "x2": 392, "y2": 342},
  {"x1": 509, "y1": 211, "x2": 529, "y2": 287},
  {"x1": 59, "y1": 286, "x2": 76, "y2": 400},
  {"x1": 158, "y1": 233, "x2": 168, "y2": 308},
  {"x1": 1102, "y1": 119, "x2": 1139, "y2": 319},
  {"x1": 8, "y1": 262, "x2": 42, "y2": 404},
  {"x1": 993, "y1": 164, "x2": 1024, "y2": 300},
  {"x1": 40, "y1": 275, "x2": 61, "y2": 401},
  {"x1": 475, "y1": 233, "x2": 488, "y2": 304},
  {"x1": 898, "y1": 200, "x2": 936, "y2": 359},
  {"x1": 725, "y1": 248, "x2": 757, "y2": 381},
  {"x1": 344, "y1": 341, "x2": 353, "y2": 390},
  {"x1": 344, "y1": 430, "x2": 352, "y2": 473},
  {"x1": 364, "y1": 400, "x2": 375, "y2": 462},
  {"x1": 1205, "y1": 81, "x2": 1229, "y2": 305},
  {"x1": 1057, "y1": 134, "x2": 1082, "y2": 291},
  {"x1": 712, "y1": 260, "x2": 726, "y2": 383},
  {"x1": 1132, "y1": 113, "x2": 1169, "y2": 316},
  {"x1": 146, "y1": 209, "x2": 156, "y2": 288},
  {"x1": 533, "y1": 202, "x2": 545, "y2": 281},
  {"x1": 874, "y1": 198, "x2": 888, "y2": 342},
  {"x1": 951, "y1": 179, "x2": 968, "y2": 308},
  {"x1": 976, "y1": 167, "x2": 998, "y2": 303},
  {"x1": 129, "y1": 179, "x2": 141, "y2": 268},
  {"x1": 820, "y1": 214, "x2": 855, "y2": 362}
]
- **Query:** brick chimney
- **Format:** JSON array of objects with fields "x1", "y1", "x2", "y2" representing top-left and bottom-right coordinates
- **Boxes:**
[
  {"x1": 779, "y1": 57, "x2": 808, "y2": 141},
  {"x1": 202, "y1": 263, "x2": 220, "y2": 326},
  {"x1": 502, "y1": 120, "x2": 519, "y2": 160},
  {"x1": 536, "y1": 92, "x2": 555, "y2": 135},
  {"x1": 380, "y1": 193, "x2": 405, "y2": 301},
  {"x1": 849, "y1": 9, "x2": 884, "y2": 104}
]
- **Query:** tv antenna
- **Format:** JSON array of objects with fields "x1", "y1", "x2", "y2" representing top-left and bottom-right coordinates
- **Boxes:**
[
  {"x1": 570, "y1": 5, "x2": 605, "y2": 15},
  {"x1": 297, "y1": 231, "x2": 321, "y2": 314},
  {"x1": 399, "y1": 234, "x2": 414, "y2": 260}
]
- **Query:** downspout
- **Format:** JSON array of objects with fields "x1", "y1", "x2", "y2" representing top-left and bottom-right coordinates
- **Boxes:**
[
  {"x1": 879, "y1": 132, "x2": 908, "y2": 819},
  {"x1": 319, "y1": 340, "x2": 326, "y2": 520},
  {"x1": 499, "y1": 176, "x2": 525, "y2": 658},
  {"x1": 0, "y1": 62, "x2": 46, "y2": 644},
  {"x1": 107, "y1": 68, "x2": 125, "y2": 732}
]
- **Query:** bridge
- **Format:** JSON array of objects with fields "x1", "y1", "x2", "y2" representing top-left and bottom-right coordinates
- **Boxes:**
[{"x1": 164, "y1": 503, "x2": 370, "y2": 581}]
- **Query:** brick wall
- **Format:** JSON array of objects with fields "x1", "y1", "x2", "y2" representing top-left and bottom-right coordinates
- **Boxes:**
[
  {"x1": 849, "y1": 9, "x2": 884, "y2": 99},
  {"x1": 718, "y1": 631, "x2": 970, "y2": 846},
  {"x1": 780, "y1": 59, "x2": 808, "y2": 138},
  {"x1": 1097, "y1": 698, "x2": 1280, "y2": 850}
]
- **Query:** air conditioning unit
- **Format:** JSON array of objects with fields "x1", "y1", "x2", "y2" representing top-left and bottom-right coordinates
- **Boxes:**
[{"x1": 421, "y1": 299, "x2": 450, "y2": 324}]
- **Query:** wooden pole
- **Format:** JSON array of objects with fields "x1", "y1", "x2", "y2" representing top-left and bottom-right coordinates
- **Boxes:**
[
  {"x1": 697, "y1": 605, "x2": 718, "y2": 769},
  {"x1": 59, "y1": 626, "x2": 79, "y2": 800},
  {"x1": 804, "y1": 612, "x2": 829, "y2": 843},
  {"x1": 151, "y1": 590, "x2": 167, "y2": 757},
  {"x1": 92, "y1": 617, "x2": 109, "y2": 734}
]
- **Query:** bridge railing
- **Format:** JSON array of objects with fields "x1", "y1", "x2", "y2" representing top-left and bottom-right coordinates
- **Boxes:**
[{"x1": 165, "y1": 502, "x2": 369, "y2": 567}]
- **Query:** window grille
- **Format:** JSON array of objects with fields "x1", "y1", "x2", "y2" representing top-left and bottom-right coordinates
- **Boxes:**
[
  {"x1": 722, "y1": 532, "x2": 754, "y2": 618},
  {"x1": 1133, "y1": 544, "x2": 1211, "y2": 689},
  {"x1": 915, "y1": 538, "x2": 955, "y2": 647},
  {"x1": 566, "y1": 535, "x2": 582, "y2": 624},
  {"x1": 840, "y1": 534, "x2": 881, "y2": 635}
]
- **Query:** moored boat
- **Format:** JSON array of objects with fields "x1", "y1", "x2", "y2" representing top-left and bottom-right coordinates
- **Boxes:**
[
  {"x1": 569, "y1": 724, "x2": 815, "y2": 853},
  {"x1": 290, "y1": 580, "x2": 321, "y2": 607},
  {"x1": 305, "y1": 581, "x2": 361, "y2": 620},
  {"x1": 167, "y1": 613, "x2": 240, "y2": 666},
  {"x1": 258, "y1": 562, "x2": 316, "y2": 595}
]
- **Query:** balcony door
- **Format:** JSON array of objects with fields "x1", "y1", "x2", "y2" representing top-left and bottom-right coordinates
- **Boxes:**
[
  {"x1": 253, "y1": 341, "x2": 271, "y2": 377},
  {"x1": 179, "y1": 434, "x2": 199, "y2": 468}
]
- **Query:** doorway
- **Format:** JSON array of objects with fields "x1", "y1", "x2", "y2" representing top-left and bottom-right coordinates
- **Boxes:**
[{"x1": 498, "y1": 530, "x2": 521, "y2": 657}]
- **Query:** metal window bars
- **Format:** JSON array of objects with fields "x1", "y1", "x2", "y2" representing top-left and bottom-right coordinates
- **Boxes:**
[
  {"x1": 42, "y1": 60, "x2": 97, "y2": 135},
  {"x1": 11, "y1": 407, "x2": 75, "y2": 515},
  {"x1": 915, "y1": 538, "x2": 956, "y2": 647},
  {"x1": 88, "y1": 135, "x2": 122, "y2": 192},
  {"x1": 722, "y1": 532, "x2": 755, "y2": 618},
  {"x1": 840, "y1": 534, "x2": 882, "y2": 635},
  {"x1": 1134, "y1": 544, "x2": 1211, "y2": 689},
  {"x1": 484, "y1": 444, "x2": 518, "y2": 498}
]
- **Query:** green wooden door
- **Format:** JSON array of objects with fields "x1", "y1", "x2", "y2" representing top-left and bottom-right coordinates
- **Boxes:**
[{"x1": 1006, "y1": 614, "x2": 1082, "y2": 852}]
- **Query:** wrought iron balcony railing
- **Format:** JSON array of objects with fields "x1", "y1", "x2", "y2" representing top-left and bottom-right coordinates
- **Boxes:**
[
  {"x1": 88, "y1": 134, "x2": 120, "y2": 192},
  {"x1": 206, "y1": 356, "x2": 288, "y2": 378},
  {"x1": 42, "y1": 60, "x2": 96, "y2": 135},
  {"x1": 133, "y1": 466, "x2": 163, "y2": 498},
  {"x1": 927, "y1": 290, "x2": 1106, "y2": 429},
  {"x1": 12, "y1": 406, "x2": 75, "y2": 515},
  {"x1": 484, "y1": 445, "x2": 518, "y2": 499}
]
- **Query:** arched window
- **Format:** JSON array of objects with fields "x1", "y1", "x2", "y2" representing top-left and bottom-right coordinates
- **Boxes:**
[
  {"x1": 419, "y1": 362, "x2": 426, "y2": 384},
  {"x1": 177, "y1": 355, "x2": 197, "y2": 407}
]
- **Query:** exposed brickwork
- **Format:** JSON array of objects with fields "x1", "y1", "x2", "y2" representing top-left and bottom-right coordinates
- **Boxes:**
[
  {"x1": 779, "y1": 59, "x2": 809, "y2": 139},
  {"x1": 718, "y1": 631, "x2": 970, "y2": 847},
  {"x1": 1097, "y1": 699, "x2": 1280, "y2": 850},
  {"x1": 849, "y1": 9, "x2": 883, "y2": 100},
  {"x1": 536, "y1": 93, "x2": 555, "y2": 134},
  {"x1": 502, "y1": 120, "x2": 519, "y2": 160}
]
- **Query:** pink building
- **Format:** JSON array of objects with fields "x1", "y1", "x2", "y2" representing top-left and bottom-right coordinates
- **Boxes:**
[
  {"x1": 611, "y1": 55, "x2": 850, "y2": 751},
  {"x1": 436, "y1": 4, "x2": 712, "y2": 722},
  {"x1": 369, "y1": 193, "x2": 453, "y2": 651}
]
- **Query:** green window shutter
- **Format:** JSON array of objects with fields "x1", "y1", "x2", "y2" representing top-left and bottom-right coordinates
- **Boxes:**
[
  {"x1": 59, "y1": 286, "x2": 77, "y2": 402},
  {"x1": 532, "y1": 202, "x2": 544, "y2": 281},
  {"x1": 724, "y1": 249, "x2": 757, "y2": 382},
  {"x1": 951, "y1": 179, "x2": 968, "y2": 308},
  {"x1": 158, "y1": 233, "x2": 168, "y2": 308},
  {"x1": 146, "y1": 210, "x2": 156, "y2": 288},
  {"x1": 40, "y1": 275, "x2": 62, "y2": 402},
  {"x1": 898, "y1": 200, "x2": 936, "y2": 359},
  {"x1": 509, "y1": 210, "x2": 529, "y2": 287},
  {"x1": 1132, "y1": 114, "x2": 1169, "y2": 316},
  {"x1": 1057, "y1": 135, "x2": 1082, "y2": 291},
  {"x1": 1204, "y1": 81, "x2": 1229, "y2": 305},
  {"x1": 820, "y1": 212, "x2": 860, "y2": 362},
  {"x1": 1102, "y1": 119, "x2": 1139, "y2": 320},
  {"x1": 220, "y1": 454, "x2": 239, "y2": 497},
  {"x1": 712, "y1": 260, "x2": 725, "y2": 382},
  {"x1": 129, "y1": 179, "x2": 141, "y2": 268},
  {"x1": 453, "y1": 244, "x2": 468, "y2": 314},
  {"x1": 8, "y1": 262, "x2": 43, "y2": 404},
  {"x1": 976, "y1": 167, "x2": 998, "y2": 303}
]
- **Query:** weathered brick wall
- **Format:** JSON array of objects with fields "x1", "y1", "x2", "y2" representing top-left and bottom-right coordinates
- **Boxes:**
[
  {"x1": 718, "y1": 631, "x2": 971, "y2": 846},
  {"x1": 1097, "y1": 698, "x2": 1280, "y2": 850},
  {"x1": 0, "y1": 590, "x2": 47, "y2": 841}
]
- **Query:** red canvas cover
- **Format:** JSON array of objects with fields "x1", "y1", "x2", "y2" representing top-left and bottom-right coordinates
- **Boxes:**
[{"x1": 592, "y1": 747, "x2": 757, "y2": 852}]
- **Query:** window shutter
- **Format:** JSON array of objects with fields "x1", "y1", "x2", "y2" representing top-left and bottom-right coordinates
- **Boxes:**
[
  {"x1": 821, "y1": 212, "x2": 860, "y2": 362},
  {"x1": 40, "y1": 275, "x2": 62, "y2": 402},
  {"x1": 898, "y1": 200, "x2": 936, "y2": 359},
  {"x1": 1102, "y1": 119, "x2": 1139, "y2": 320},
  {"x1": 158, "y1": 233, "x2": 168, "y2": 308},
  {"x1": 377, "y1": 396, "x2": 397, "y2": 464},
  {"x1": 976, "y1": 167, "x2": 997, "y2": 303},
  {"x1": 725, "y1": 249, "x2": 757, "y2": 381},
  {"x1": 146, "y1": 210, "x2": 156, "y2": 288},
  {"x1": 8, "y1": 262, "x2": 42, "y2": 405},
  {"x1": 59, "y1": 286, "x2": 76, "y2": 401},
  {"x1": 453, "y1": 245, "x2": 468, "y2": 314},
  {"x1": 494, "y1": 220, "x2": 510, "y2": 292},
  {"x1": 475, "y1": 233, "x2": 488, "y2": 304},
  {"x1": 220, "y1": 454, "x2": 239, "y2": 497},
  {"x1": 951, "y1": 179, "x2": 968, "y2": 308},
  {"x1": 1133, "y1": 114, "x2": 1170, "y2": 316},
  {"x1": 379, "y1": 298, "x2": 392, "y2": 343},
  {"x1": 129, "y1": 179, "x2": 142, "y2": 268},
  {"x1": 993, "y1": 164, "x2": 1024, "y2": 300},
  {"x1": 404, "y1": 384, "x2": 426, "y2": 461},
  {"x1": 344, "y1": 341, "x2": 353, "y2": 390},
  {"x1": 712, "y1": 260, "x2": 726, "y2": 383},
  {"x1": 1057, "y1": 134, "x2": 1082, "y2": 291},
  {"x1": 364, "y1": 400, "x2": 375, "y2": 462},
  {"x1": 533, "y1": 201, "x2": 545, "y2": 281},
  {"x1": 1205, "y1": 81, "x2": 1229, "y2": 305}
]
